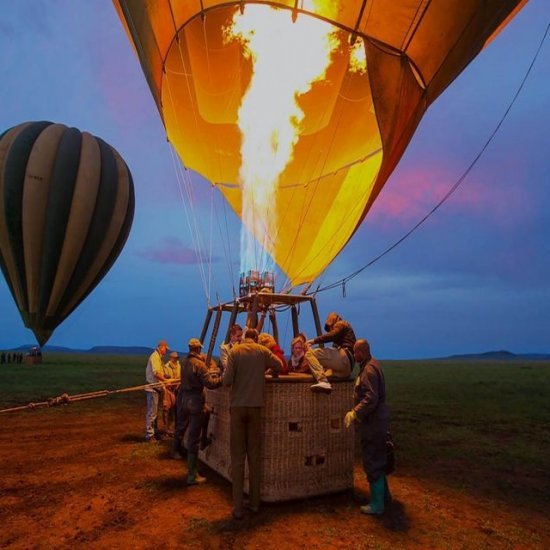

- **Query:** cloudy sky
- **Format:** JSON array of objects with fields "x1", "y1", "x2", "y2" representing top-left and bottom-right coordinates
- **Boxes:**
[{"x1": 0, "y1": 1, "x2": 548, "y2": 358}]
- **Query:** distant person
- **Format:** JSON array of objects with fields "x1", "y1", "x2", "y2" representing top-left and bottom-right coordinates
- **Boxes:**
[
  {"x1": 177, "y1": 338, "x2": 222, "y2": 485},
  {"x1": 144, "y1": 340, "x2": 170, "y2": 442},
  {"x1": 344, "y1": 338, "x2": 391, "y2": 515},
  {"x1": 306, "y1": 312, "x2": 356, "y2": 393},
  {"x1": 0, "y1": 352, "x2": 5, "y2": 364},
  {"x1": 223, "y1": 328, "x2": 282, "y2": 520},
  {"x1": 162, "y1": 351, "x2": 181, "y2": 435},
  {"x1": 220, "y1": 324, "x2": 243, "y2": 371}
]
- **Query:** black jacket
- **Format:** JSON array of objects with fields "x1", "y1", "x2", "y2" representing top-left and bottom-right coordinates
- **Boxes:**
[
  {"x1": 314, "y1": 315, "x2": 356, "y2": 352},
  {"x1": 181, "y1": 351, "x2": 222, "y2": 393}
]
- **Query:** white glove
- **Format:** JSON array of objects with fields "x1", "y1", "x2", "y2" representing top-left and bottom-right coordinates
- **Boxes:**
[{"x1": 344, "y1": 410, "x2": 357, "y2": 429}]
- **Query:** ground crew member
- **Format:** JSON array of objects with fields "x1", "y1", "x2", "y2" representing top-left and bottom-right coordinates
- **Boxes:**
[
  {"x1": 344, "y1": 338, "x2": 391, "y2": 515},
  {"x1": 144, "y1": 340, "x2": 170, "y2": 442},
  {"x1": 222, "y1": 328, "x2": 282, "y2": 519},
  {"x1": 177, "y1": 338, "x2": 222, "y2": 485}
]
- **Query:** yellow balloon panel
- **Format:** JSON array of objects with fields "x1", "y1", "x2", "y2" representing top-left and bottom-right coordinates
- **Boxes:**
[{"x1": 220, "y1": 149, "x2": 381, "y2": 286}]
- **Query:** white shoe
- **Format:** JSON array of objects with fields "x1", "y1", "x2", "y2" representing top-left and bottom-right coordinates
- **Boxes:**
[{"x1": 310, "y1": 381, "x2": 332, "y2": 393}]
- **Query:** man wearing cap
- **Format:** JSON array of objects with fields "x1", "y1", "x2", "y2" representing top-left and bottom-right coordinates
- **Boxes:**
[
  {"x1": 162, "y1": 351, "x2": 181, "y2": 435},
  {"x1": 176, "y1": 338, "x2": 222, "y2": 485},
  {"x1": 145, "y1": 340, "x2": 170, "y2": 442}
]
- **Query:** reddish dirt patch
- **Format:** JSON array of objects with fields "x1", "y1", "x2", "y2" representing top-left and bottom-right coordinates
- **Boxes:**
[{"x1": 0, "y1": 397, "x2": 548, "y2": 549}]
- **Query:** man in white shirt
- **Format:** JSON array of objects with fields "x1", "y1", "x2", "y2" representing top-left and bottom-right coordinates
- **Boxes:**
[{"x1": 145, "y1": 340, "x2": 169, "y2": 442}]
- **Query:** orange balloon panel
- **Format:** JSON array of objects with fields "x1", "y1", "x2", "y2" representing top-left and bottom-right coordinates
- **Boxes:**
[
  {"x1": 161, "y1": 7, "x2": 381, "y2": 284},
  {"x1": 114, "y1": 0, "x2": 526, "y2": 286}
]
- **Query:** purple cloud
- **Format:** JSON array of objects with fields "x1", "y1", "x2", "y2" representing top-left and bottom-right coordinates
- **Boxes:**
[{"x1": 136, "y1": 237, "x2": 219, "y2": 265}]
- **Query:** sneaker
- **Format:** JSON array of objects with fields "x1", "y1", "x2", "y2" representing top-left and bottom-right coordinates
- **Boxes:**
[
  {"x1": 187, "y1": 473, "x2": 207, "y2": 485},
  {"x1": 310, "y1": 381, "x2": 332, "y2": 393}
]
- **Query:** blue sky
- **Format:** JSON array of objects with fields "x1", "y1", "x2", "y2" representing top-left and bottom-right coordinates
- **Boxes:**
[{"x1": 0, "y1": 1, "x2": 548, "y2": 358}]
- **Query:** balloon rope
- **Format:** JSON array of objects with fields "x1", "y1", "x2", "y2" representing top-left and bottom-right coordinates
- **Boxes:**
[
  {"x1": 166, "y1": 34, "x2": 212, "y2": 303},
  {"x1": 181, "y1": 165, "x2": 211, "y2": 303},
  {"x1": 208, "y1": 184, "x2": 214, "y2": 300},
  {"x1": 313, "y1": 22, "x2": 550, "y2": 295},
  {"x1": 167, "y1": 143, "x2": 210, "y2": 302},
  {"x1": 163, "y1": 68, "x2": 210, "y2": 302},
  {"x1": 0, "y1": 380, "x2": 180, "y2": 415},
  {"x1": 171, "y1": 31, "x2": 235, "y2": 297},
  {"x1": 215, "y1": 191, "x2": 237, "y2": 297}
]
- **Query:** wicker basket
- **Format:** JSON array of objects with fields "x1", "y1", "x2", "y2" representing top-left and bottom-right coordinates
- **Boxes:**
[{"x1": 199, "y1": 375, "x2": 355, "y2": 502}]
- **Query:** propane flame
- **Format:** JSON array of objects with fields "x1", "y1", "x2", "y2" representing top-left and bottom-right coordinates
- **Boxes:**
[
  {"x1": 349, "y1": 38, "x2": 367, "y2": 74},
  {"x1": 225, "y1": 4, "x2": 340, "y2": 276}
]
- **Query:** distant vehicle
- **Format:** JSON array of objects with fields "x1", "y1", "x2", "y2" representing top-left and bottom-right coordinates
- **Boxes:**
[{"x1": 25, "y1": 346, "x2": 43, "y2": 365}]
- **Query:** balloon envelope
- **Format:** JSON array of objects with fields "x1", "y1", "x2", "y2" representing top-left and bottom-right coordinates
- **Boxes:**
[
  {"x1": 0, "y1": 121, "x2": 135, "y2": 345},
  {"x1": 114, "y1": 0, "x2": 525, "y2": 286}
]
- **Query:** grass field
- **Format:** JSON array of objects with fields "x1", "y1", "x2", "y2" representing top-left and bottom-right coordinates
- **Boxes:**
[{"x1": 1, "y1": 354, "x2": 548, "y2": 515}]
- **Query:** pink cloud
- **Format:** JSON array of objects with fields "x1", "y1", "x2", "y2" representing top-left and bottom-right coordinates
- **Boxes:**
[
  {"x1": 368, "y1": 157, "x2": 531, "y2": 228},
  {"x1": 136, "y1": 237, "x2": 218, "y2": 265}
]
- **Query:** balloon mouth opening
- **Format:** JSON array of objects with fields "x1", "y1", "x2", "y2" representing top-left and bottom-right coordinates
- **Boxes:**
[{"x1": 32, "y1": 329, "x2": 53, "y2": 347}]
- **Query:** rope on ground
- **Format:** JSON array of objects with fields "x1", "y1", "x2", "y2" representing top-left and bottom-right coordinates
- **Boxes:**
[{"x1": 0, "y1": 379, "x2": 180, "y2": 415}]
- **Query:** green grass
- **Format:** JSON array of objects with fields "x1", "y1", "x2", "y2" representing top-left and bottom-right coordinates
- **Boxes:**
[
  {"x1": 1, "y1": 354, "x2": 548, "y2": 511},
  {"x1": 0, "y1": 353, "x2": 146, "y2": 407},
  {"x1": 385, "y1": 359, "x2": 550, "y2": 510}
]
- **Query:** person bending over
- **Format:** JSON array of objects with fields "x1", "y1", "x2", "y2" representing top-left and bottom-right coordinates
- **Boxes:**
[{"x1": 306, "y1": 312, "x2": 356, "y2": 393}]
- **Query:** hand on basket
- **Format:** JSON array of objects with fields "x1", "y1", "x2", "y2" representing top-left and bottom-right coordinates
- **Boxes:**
[{"x1": 344, "y1": 410, "x2": 357, "y2": 429}]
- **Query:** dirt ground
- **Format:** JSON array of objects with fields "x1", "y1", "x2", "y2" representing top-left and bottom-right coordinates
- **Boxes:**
[{"x1": 0, "y1": 397, "x2": 547, "y2": 549}]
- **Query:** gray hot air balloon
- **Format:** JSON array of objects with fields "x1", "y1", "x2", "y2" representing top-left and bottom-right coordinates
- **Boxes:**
[{"x1": 0, "y1": 121, "x2": 135, "y2": 345}]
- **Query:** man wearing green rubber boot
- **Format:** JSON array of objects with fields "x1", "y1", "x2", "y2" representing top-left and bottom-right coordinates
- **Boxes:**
[
  {"x1": 178, "y1": 338, "x2": 222, "y2": 485},
  {"x1": 345, "y1": 338, "x2": 391, "y2": 515}
]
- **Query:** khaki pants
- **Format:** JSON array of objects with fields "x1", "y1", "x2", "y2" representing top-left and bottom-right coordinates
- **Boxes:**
[
  {"x1": 306, "y1": 347, "x2": 351, "y2": 382},
  {"x1": 230, "y1": 406, "x2": 262, "y2": 513}
]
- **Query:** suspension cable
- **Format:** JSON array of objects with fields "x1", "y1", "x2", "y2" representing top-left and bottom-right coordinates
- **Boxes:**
[{"x1": 311, "y1": 22, "x2": 549, "y2": 295}]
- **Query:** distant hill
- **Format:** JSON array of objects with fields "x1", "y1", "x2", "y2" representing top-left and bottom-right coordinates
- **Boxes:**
[
  {"x1": 442, "y1": 350, "x2": 550, "y2": 360},
  {"x1": 10, "y1": 344, "x2": 154, "y2": 355},
  {"x1": 5, "y1": 345, "x2": 550, "y2": 360}
]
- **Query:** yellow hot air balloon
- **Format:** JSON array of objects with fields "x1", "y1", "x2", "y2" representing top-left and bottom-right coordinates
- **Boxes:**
[{"x1": 114, "y1": 0, "x2": 526, "y2": 287}]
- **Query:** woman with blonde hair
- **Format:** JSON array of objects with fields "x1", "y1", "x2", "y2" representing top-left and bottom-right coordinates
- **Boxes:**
[{"x1": 287, "y1": 336, "x2": 311, "y2": 374}]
